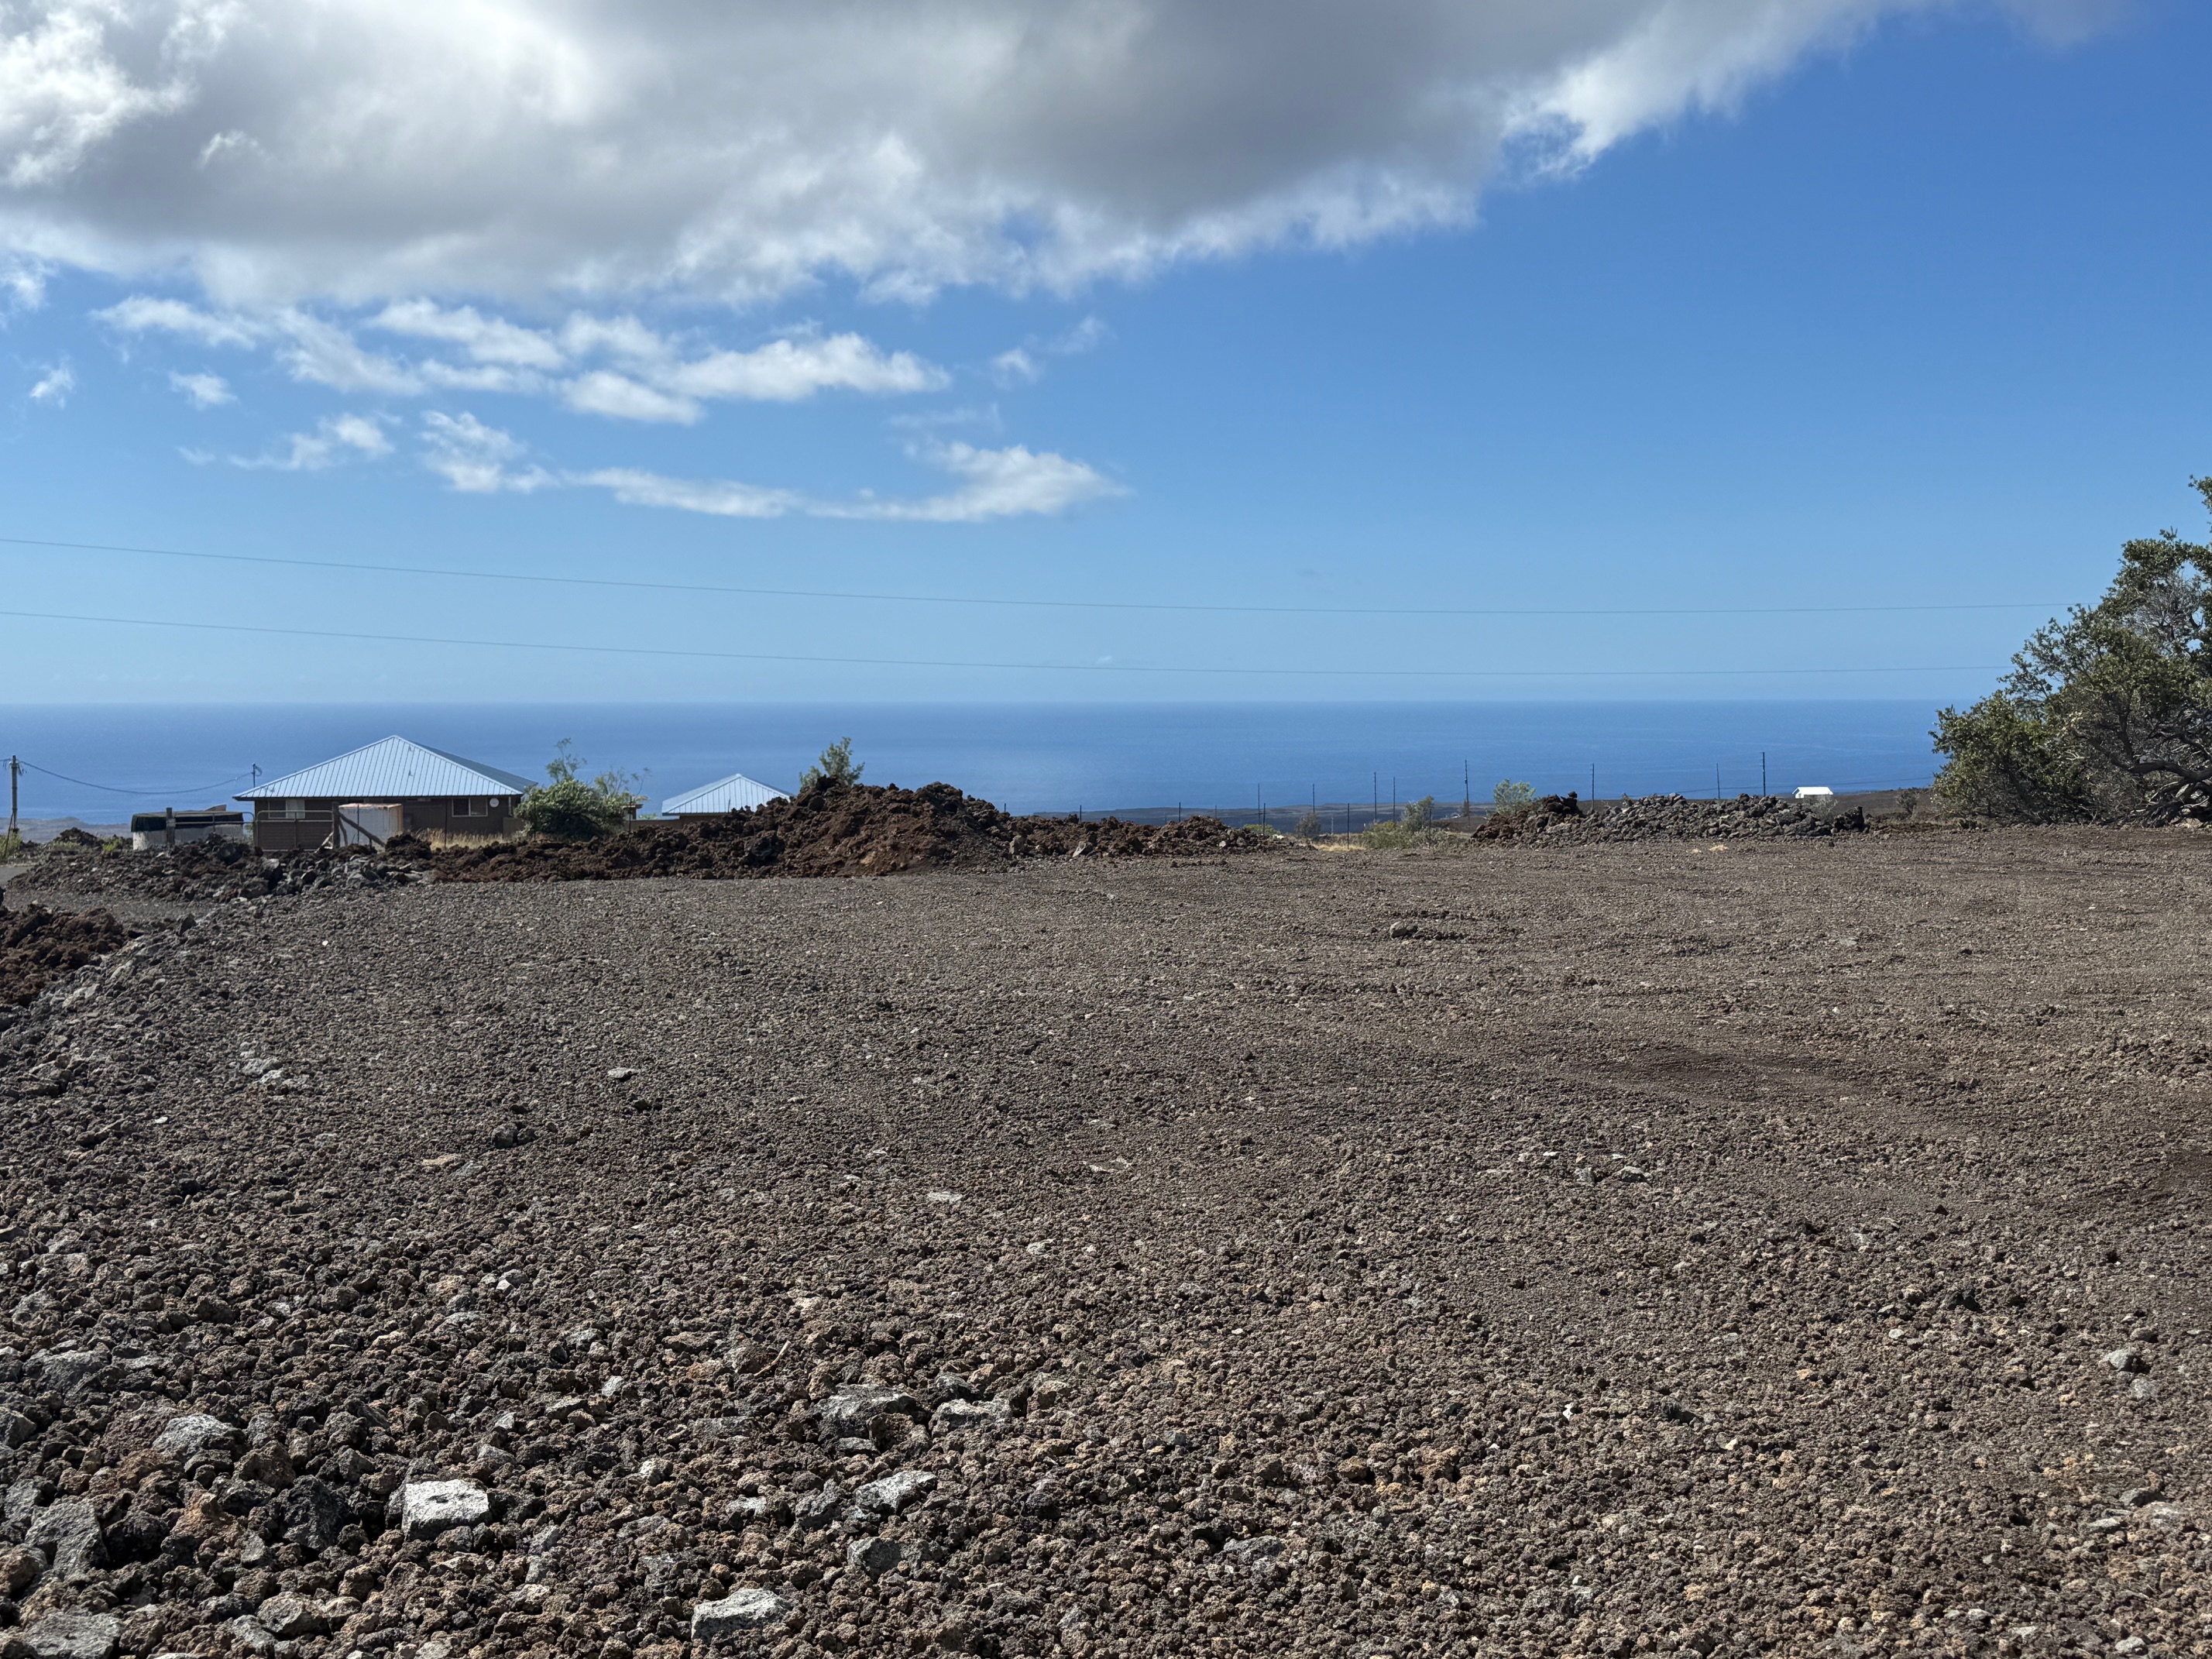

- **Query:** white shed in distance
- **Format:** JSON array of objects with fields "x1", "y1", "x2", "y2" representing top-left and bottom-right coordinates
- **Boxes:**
[
  {"x1": 661, "y1": 771, "x2": 792, "y2": 817},
  {"x1": 1793, "y1": 785, "x2": 1835, "y2": 801}
]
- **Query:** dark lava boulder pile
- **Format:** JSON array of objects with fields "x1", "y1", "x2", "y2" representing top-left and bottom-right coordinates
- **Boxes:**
[
  {"x1": 424, "y1": 782, "x2": 1268, "y2": 884},
  {"x1": 1481, "y1": 792, "x2": 1864, "y2": 845},
  {"x1": 0, "y1": 891, "x2": 131, "y2": 1009},
  {"x1": 12, "y1": 841, "x2": 422, "y2": 905}
]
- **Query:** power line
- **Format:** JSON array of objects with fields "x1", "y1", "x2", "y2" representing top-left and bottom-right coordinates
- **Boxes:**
[
  {"x1": 0, "y1": 534, "x2": 2065, "y2": 623},
  {"x1": 0, "y1": 605, "x2": 2008, "y2": 680},
  {"x1": 15, "y1": 760, "x2": 255, "y2": 799}
]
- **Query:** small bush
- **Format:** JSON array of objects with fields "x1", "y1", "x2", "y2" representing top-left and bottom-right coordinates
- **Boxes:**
[
  {"x1": 1403, "y1": 795, "x2": 1437, "y2": 830},
  {"x1": 517, "y1": 740, "x2": 645, "y2": 841},
  {"x1": 0, "y1": 830, "x2": 26, "y2": 862},
  {"x1": 1293, "y1": 809, "x2": 1322, "y2": 840},
  {"x1": 802, "y1": 737, "x2": 864, "y2": 789},
  {"x1": 1493, "y1": 780, "x2": 1536, "y2": 814}
]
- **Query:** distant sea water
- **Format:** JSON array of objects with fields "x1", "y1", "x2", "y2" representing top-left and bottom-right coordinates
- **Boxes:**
[{"x1": 0, "y1": 701, "x2": 1945, "y2": 827}]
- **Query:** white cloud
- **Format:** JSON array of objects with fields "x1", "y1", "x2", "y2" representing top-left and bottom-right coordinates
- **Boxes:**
[
  {"x1": 28, "y1": 360, "x2": 74, "y2": 404},
  {"x1": 559, "y1": 371, "x2": 701, "y2": 424},
  {"x1": 168, "y1": 369, "x2": 231, "y2": 406},
  {"x1": 420, "y1": 410, "x2": 551, "y2": 493},
  {"x1": 98, "y1": 295, "x2": 260, "y2": 348},
  {"x1": 207, "y1": 412, "x2": 392, "y2": 471},
  {"x1": 0, "y1": 2, "x2": 2110, "y2": 307},
  {"x1": 98, "y1": 289, "x2": 945, "y2": 420},
  {"x1": 570, "y1": 439, "x2": 1118, "y2": 524},
  {"x1": 1, "y1": 258, "x2": 46, "y2": 312},
  {"x1": 991, "y1": 348, "x2": 1040, "y2": 388},
  {"x1": 825, "y1": 441, "x2": 1121, "y2": 523},
  {"x1": 657, "y1": 335, "x2": 946, "y2": 402},
  {"x1": 372, "y1": 301, "x2": 564, "y2": 369},
  {"x1": 572, "y1": 468, "x2": 802, "y2": 520},
  {"x1": 991, "y1": 314, "x2": 1108, "y2": 385}
]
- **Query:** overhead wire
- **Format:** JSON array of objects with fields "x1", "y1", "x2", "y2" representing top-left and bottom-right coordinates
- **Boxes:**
[
  {"x1": 0, "y1": 534, "x2": 2066, "y2": 621},
  {"x1": 0, "y1": 605, "x2": 2005, "y2": 679},
  {"x1": 15, "y1": 761, "x2": 256, "y2": 798}
]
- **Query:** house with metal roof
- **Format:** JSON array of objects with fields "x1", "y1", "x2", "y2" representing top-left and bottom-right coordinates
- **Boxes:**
[
  {"x1": 660, "y1": 769, "x2": 791, "y2": 818},
  {"x1": 236, "y1": 735, "x2": 535, "y2": 850}
]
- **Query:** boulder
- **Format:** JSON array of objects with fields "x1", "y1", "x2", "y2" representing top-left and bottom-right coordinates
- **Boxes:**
[
  {"x1": 150, "y1": 1414, "x2": 233, "y2": 1462},
  {"x1": 852, "y1": 1469, "x2": 936, "y2": 1518},
  {"x1": 689, "y1": 1587, "x2": 788, "y2": 1642},
  {"x1": 25, "y1": 1499, "x2": 104, "y2": 1582},
  {"x1": 390, "y1": 1480, "x2": 489, "y2": 1541},
  {"x1": 21, "y1": 1614, "x2": 119, "y2": 1659}
]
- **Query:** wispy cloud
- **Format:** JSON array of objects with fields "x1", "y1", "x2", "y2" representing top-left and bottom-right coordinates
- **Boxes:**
[
  {"x1": 419, "y1": 412, "x2": 551, "y2": 493},
  {"x1": 198, "y1": 413, "x2": 393, "y2": 472},
  {"x1": 570, "y1": 468, "x2": 804, "y2": 519},
  {"x1": 408, "y1": 414, "x2": 1118, "y2": 524},
  {"x1": 99, "y1": 295, "x2": 946, "y2": 424},
  {"x1": 990, "y1": 314, "x2": 1110, "y2": 386},
  {"x1": 824, "y1": 441, "x2": 1122, "y2": 522},
  {"x1": 29, "y1": 362, "x2": 74, "y2": 404},
  {"x1": 168, "y1": 370, "x2": 232, "y2": 407}
]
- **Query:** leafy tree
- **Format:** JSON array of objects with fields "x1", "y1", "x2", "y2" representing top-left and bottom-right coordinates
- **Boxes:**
[
  {"x1": 801, "y1": 737, "x2": 864, "y2": 789},
  {"x1": 1293, "y1": 808, "x2": 1322, "y2": 840},
  {"x1": 517, "y1": 740, "x2": 646, "y2": 840},
  {"x1": 1403, "y1": 795, "x2": 1437, "y2": 830},
  {"x1": 1492, "y1": 779, "x2": 1536, "y2": 814},
  {"x1": 1935, "y1": 478, "x2": 2212, "y2": 823}
]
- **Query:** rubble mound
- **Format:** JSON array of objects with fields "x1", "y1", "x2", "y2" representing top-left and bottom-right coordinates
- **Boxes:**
[
  {"x1": 0, "y1": 891, "x2": 131, "y2": 1008},
  {"x1": 424, "y1": 781, "x2": 1269, "y2": 882},
  {"x1": 12, "y1": 836, "x2": 425, "y2": 903},
  {"x1": 1482, "y1": 792, "x2": 1865, "y2": 844}
]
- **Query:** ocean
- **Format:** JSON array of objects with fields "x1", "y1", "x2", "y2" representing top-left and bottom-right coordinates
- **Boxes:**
[{"x1": 0, "y1": 701, "x2": 1946, "y2": 828}]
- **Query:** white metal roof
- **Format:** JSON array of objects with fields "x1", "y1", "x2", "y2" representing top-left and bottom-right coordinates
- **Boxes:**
[
  {"x1": 236, "y1": 736, "x2": 535, "y2": 802},
  {"x1": 660, "y1": 770, "x2": 791, "y2": 815}
]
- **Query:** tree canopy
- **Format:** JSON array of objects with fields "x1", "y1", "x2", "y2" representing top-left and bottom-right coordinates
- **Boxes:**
[{"x1": 1935, "y1": 478, "x2": 2212, "y2": 823}]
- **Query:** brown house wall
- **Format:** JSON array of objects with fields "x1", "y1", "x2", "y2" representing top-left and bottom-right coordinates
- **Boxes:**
[{"x1": 249, "y1": 796, "x2": 517, "y2": 850}]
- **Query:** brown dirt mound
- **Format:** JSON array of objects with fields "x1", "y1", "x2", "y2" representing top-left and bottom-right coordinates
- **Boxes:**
[
  {"x1": 0, "y1": 891, "x2": 131, "y2": 1008},
  {"x1": 421, "y1": 781, "x2": 1269, "y2": 882}
]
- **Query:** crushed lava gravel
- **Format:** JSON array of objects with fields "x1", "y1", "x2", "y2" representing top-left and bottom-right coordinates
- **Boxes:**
[{"x1": 4, "y1": 832, "x2": 2212, "y2": 1659}]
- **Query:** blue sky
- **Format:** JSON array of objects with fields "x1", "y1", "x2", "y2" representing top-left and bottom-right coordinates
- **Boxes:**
[{"x1": 0, "y1": 0, "x2": 2206, "y2": 705}]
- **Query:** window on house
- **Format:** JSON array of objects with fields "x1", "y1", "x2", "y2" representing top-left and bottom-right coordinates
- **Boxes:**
[{"x1": 454, "y1": 799, "x2": 483, "y2": 817}]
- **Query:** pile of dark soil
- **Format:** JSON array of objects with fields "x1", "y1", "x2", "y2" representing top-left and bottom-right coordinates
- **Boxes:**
[
  {"x1": 1481, "y1": 792, "x2": 1865, "y2": 843},
  {"x1": 0, "y1": 889, "x2": 130, "y2": 1008},
  {"x1": 1470, "y1": 792, "x2": 1585, "y2": 840},
  {"x1": 12, "y1": 838, "x2": 425, "y2": 903},
  {"x1": 424, "y1": 781, "x2": 1268, "y2": 883}
]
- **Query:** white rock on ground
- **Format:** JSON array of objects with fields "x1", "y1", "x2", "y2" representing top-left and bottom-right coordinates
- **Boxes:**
[
  {"x1": 390, "y1": 1479, "x2": 490, "y2": 1540},
  {"x1": 689, "y1": 1587, "x2": 789, "y2": 1640}
]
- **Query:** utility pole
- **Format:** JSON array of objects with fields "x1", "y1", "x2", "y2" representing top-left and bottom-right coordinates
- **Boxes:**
[
  {"x1": 1462, "y1": 761, "x2": 1470, "y2": 823},
  {"x1": 1715, "y1": 764, "x2": 1722, "y2": 802},
  {"x1": 1761, "y1": 752, "x2": 1767, "y2": 797},
  {"x1": 7, "y1": 754, "x2": 17, "y2": 840},
  {"x1": 1590, "y1": 762, "x2": 1595, "y2": 800}
]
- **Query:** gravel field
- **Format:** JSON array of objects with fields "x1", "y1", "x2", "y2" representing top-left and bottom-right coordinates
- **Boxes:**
[{"x1": 4, "y1": 830, "x2": 2212, "y2": 1659}]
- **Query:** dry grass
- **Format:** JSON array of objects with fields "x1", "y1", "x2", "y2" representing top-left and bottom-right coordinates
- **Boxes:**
[{"x1": 421, "y1": 830, "x2": 525, "y2": 851}]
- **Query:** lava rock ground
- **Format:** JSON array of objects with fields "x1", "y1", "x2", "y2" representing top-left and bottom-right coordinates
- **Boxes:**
[{"x1": 5, "y1": 832, "x2": 2212, "y2": 1659}]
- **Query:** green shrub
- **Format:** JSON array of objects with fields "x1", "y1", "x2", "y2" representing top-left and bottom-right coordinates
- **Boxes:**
[
  {"x1": 517, "y1": 740, "x2": 645, "y2": 840},
  {"x1": 1492, "y1": 779, "x2": 1536, "y2": 813},
  {"x1": 801, "y1": 737, "x2": 864, "y2": 789},
  {"x1": 1293, "y1": 809, "x2": 1321, "y2": 839}
]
